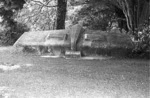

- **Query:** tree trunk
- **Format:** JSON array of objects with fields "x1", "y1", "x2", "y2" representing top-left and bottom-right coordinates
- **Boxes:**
[
  {"x1": 116, "y1": 0, "x2": 149, "y2": 34},
  {"x1": 56, "y1": 0, "x2": 67, "y2": 29}
]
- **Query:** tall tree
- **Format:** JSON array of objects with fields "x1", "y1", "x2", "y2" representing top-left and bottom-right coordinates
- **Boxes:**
[
  {"x1": 111, "y1": 0, "x2": 150, "y2": 35},
  {"x1": 17, "y1": 0, "x2": 67, "y2": 30},
  {"x1": 56, "y1": 0, "x2": 67, "y2": 29}
]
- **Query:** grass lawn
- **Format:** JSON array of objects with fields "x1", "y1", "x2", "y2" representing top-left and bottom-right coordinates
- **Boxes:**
[{"x1": 0, "y1": 49, "x2": 149, "y2": 98}]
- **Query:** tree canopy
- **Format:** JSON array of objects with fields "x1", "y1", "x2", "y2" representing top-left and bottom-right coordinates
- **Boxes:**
[
  {"x1": 16, "y1": 0, "x2": 57, "y2": 31},
  {"x1": 0, "y1": 0, "x2": 149, "y2": 49}
]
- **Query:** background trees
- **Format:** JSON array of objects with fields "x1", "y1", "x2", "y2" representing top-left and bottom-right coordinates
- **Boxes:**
[
  {"x1": 111, "y1": 0, "x2": 149, "y2": 34},
  {"x1": 108, "y1": 0, "x2": 150, "y2": 53},
  {"x1": 16, "y1": 0, "x2": 57, "y2": 31},
  {"x1": 70, "y1": 0, "x2": 116, "y2": 30},
  {"x1": 0, "y1": 0, "x2": 25, "y2": 24},
  {"x1": 0, "y1": 0, "x2": 29, "y2": 45},
  {"x1": 77, "y1": 0, "x2": 149, "y2": 33},
  {"x1": 1, "y1": 0, "x2": 149, "y2": 34},
  {"x1": 0, "y1": 0, "x2": 149, "y2": 54},
  {"x1": 77, "y1": 0, "x2": 150, "y2": 54}
]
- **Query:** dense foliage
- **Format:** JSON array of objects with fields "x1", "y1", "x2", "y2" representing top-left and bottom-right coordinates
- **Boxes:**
[
  {"x1": 16, "y1": 0, "x2": 57, "y2": 31},
  {"x1": 0, "y1": 0, "x2": 25, "y2": 25},
  {"x1": 72, "y1": 3, "x2": 115, "y2": 30},
  {"x1": 0, "y1": 22, "x2": 30, "y2": 45},
  {"x1": 80, "y1": 0, "x2": 150, "y2": 56},
  {"x1": 132, "y1": 23, "x2": 150, "y2": 57},
  {"x1": 0, "y1": 0, "x2": 29, "y2": 45}
]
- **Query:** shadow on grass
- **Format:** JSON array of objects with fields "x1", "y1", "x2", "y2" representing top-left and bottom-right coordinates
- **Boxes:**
[{"x1": 80, "y1": 47, "x2": 150, "y2": 59}]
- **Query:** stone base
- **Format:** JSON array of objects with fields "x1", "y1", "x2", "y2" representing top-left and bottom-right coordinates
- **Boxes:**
[{"x1": 65, "y1": 50, "x2": 81, "y2": 58}]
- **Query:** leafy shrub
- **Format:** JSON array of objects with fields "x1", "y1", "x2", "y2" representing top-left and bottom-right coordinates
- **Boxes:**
[
  {"x1": 0, "y1": 22, "x2": 30, "y2": 45},
  {"x1": 132, "y1": 23, "x2": 150, "y2": 58},
  {"x1": 71, "y1": 3, "x2": 115, "y2": 30}
]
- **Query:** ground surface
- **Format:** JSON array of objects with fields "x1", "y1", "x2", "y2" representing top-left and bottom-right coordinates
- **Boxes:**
[{"x1": 0, "y1": 47, "x2": 149, "y2": 98}]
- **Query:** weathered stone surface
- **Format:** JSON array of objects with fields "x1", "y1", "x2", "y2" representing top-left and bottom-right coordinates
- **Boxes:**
[
  {"x1": 81, "y1": 29, "x2": 133, "y2": 48},
  {"x1": 13, "y1": 30, "x2": 70, "y2": 47},
  {"x1": 13, "y1": 24, "x2": 133, "y2": 56},
  {"x1": 82, "y1": 40, "x2": 92, "y2": 47},
  {"x1": 84, "y1": 33, "x2": 107, "y2": 41},
  {"x1": 69, "y1": 24, "x2": 84, "y2": 51},
  {"x1": 65, "y1": 50, "x2": 81, "y2": 58},
  {"x1": 107, "y1": 29, "x2": 133, "y2": 48},
  {"x1": 13, "y1": 29, "x2": 71, "y2": 55},
  {"x1": 13, "y1": 23, "x2": 85, "y2": 56}
]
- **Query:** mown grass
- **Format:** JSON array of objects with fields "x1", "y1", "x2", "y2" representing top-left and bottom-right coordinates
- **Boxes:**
[{"x1": 0, "y1": 48, "x2": 149, "y2": 98}]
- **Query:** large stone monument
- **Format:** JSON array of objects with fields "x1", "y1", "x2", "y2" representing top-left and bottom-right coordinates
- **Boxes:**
[
  {"x1": 13, "y1": 23, "x2": 84, "y2": 57},
  {"x1": 13, "y1": 23, "x2": 133, "y2": 57}
]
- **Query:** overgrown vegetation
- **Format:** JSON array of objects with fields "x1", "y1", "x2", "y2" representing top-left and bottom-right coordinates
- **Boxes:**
[
  {"x1": 0, "y1": 0, "x2": 29, "y2": 45},
  {"x1": 132, "y1": 22, "x2": 150, "y2": 58},
  {"x1": 72, "y1": 3, "x2": 115, "y2": 30},
  {"x1": 0, "y1": 22, "x2": 30, "y2": 45},
  {"x1": 0, "y1": 0, "x2": 149, "y2": 58}
]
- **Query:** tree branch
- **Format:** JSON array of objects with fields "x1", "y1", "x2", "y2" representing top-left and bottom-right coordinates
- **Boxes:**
[
  {"x1": 124, "y1": 0, "x2": 132, "y2": 31},
  {"x1": 31, "y1": 0, "x2": 57, "y2": 7},
  {"x1": 121, "y1": 0, "x2": 131, "y2": 32}
]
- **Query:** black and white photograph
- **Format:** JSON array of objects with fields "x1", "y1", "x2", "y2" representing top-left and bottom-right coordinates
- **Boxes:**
[{"x1": 0, "y1": 0, "x2": 149, "y2": 98}]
